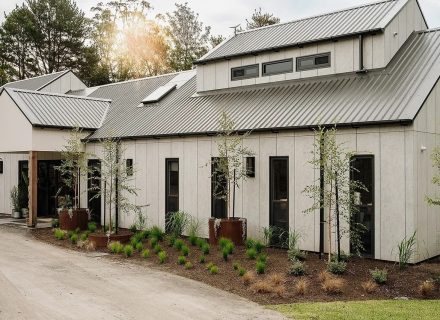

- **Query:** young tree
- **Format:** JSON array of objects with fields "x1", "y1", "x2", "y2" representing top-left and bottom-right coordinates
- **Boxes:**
[
  {"x1": 165, "y1": 2, "x2": 211, "y2": 71},
  {"x1": 212, "y1": 112, "x2": 254, "y2": 219},
  {"x1": 426, "y1": 146, "x2": 440, "y2": 206},
  {"x1": 209, "y1": 34, "x2": 226, "y2": 48},
  {"x1": 246, "y1": 8, "x2": 280, "y2": 30},
  {"x1": 303, "y1": 126, "x2": 366, "y2": 261}
]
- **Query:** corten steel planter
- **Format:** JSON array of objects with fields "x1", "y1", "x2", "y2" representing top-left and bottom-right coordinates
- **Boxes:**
[
  {"x1": 59, "y1": 209, "x2": 89, "y2": 231},
  {"x1": 209, "y1": 217, "x2": 247, "y2": 246},
  {"x1": 88, "y1": 230, "x2": 133, "y2": 248}
]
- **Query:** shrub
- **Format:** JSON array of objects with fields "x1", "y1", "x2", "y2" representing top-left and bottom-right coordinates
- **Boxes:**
[
  {"x1": 199, "y1": 255, "x2": 206, "y2": 264},
  {"x1": 242, "y1": 271, "x2": 256, "y2": 285},
  {"x1": 135, "y1": 242, "x2": 144, "y2": 252},
  {"x1": 70, "y1": 233, "x2": 78, "y2": 244},
  {"x1": 181, "y1": 245, "x2": 189, "y2": 257},
  {"x1": 289, "y1": 260, "x2": 306, "y2": 276},
  {"x1": 331, "y1": 251, "x2": 350, "y2": 262},
  {"x1": 245, "y1": 238, "x2": 256, "y2": 249},
  {"x1": 154, "y1": 244, "x2": 162, "y2": 254},
  {"x1": 158, "y1": 251, "x2": 167, "y2": 264},
  {"x1": 87, "y1": 222, "x2": 97, "y2": 233},
  {"x1": 257, "y1": 254, "x2": 268, "y2": 264},
  {"x1": 174, "y1": 239, "x2": 185, "y2": 250},
  {"x1": 218, "y1": 237, "x2": 229, "y2": 249},
  {"x1": 123, "y1": 245, "x2": 134, "y2": 258},
  {"x1": 209, "y1": 265, "x2": 219, "y2": 275},
  {"x1": 177, "y1": 255, "x2": 186, "y2": 265},
  {"x1": 54, "y1": 228, "x2": 67, "y2": 240},
  {"x1": 361, "y1": 280, "x2": 378, "y2": 294},
  {"x1": 419, "y1": 281, "x2": 434, "y2": 297},
  {"x1": 246, "y1": 248, "x2": 257, "y2": 260},
  {"x1": 256, "y1": 261, "x2": 266, "y2": 274},
  {"x1": 201, "y1": 244, "x2": 210, "y2": 255},
  {"x1": 322, "y1": 277, "x2": 345, "y2": 294},
  {"x1": 51, "y1": 218, "x2": 59, "y2": 228},
  {"x1": 370, "y1": 268, "x2": 388, "y2": 284},
  {"x1": 165, "y1": 211, "x2": 189, "y2": 237},
  {"x1": 150, "y1": 237, "x2": 158, "y2": 248},
  {"x1": 295, "y1": 279, "x2": 309, "y2": 295},
  {"x1": 150, "y1": 226, "x2": 165, "y2": 240},
  {"x1": 222, "y1": 248, "x2": 229, "y2": 261},
  {"x1": 108, "y1": 241, "x2": 123, "y2": 254},
  {"x1": 327, "y1": 260, "x2": 347, "y2": 275},
  {"x1": 398, "y1": 231, "x2": 416, "y2": 269},
  {"x1": 80, "y1": 232, "x2": 88, "y2": 242},
  {"x1": 225, "y1": 242, "x2": 235, "y2": 254},
  {"x1": 233, "y1": 262, "x2": 240, "y2": 270},
  {"x1": 238, "y1": 267, "x2": 246, "y2": 277},
  {"x1": 254, "y1": 241, "x2": 264, "y2": 254},
  {"x1": 288, "y1": 248, "x2": 307, "y2": 261},
  {"x1": 141, "y1": 249, "x2": 150, "y2": 259},
  {"x1": 184, "y1": 262, "x2": 194, "y2": 270}
]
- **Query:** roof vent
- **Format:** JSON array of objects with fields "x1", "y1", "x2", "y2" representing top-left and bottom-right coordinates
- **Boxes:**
[{"x1": 142, "y1": 83, "x2": 177, "y2": 104}]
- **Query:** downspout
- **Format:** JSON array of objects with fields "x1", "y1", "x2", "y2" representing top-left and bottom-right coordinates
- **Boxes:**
[{"x1": 357, "y1": 34, "x2": 367, "y2": 74}]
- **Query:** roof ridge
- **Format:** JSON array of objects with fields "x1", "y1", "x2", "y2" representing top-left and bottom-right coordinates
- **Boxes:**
[
  {"x1": 8, "y1": 87, "x2": 111, "y2": 103},
  {"x1": 3, "y1": 70, "x2": 70, "y2": 86},
  {"x1": 235, "y1": 0, "x2": 397, "y2": 36}
]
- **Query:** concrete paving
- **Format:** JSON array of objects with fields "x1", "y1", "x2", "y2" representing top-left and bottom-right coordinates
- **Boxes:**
[{"x1": 0, "y1": 227, "x2": 286, "y2": 320}]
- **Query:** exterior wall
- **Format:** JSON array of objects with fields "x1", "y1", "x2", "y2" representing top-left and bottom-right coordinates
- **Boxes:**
[
  {"x1": 31, "y1": 128, "x2": 90, "y2": 152},
  {"x1": 0, "y1": 153, "x2": 28, "y2": 214},
  {"x1": 412, "y1": 78, "x2": 440, "y2": 262},
  {"x1": 39, "y1": 71, "x2": 87, "y2": 94},
  {"x1": 85, "y1": 124, "x2": 424, "y2": 262}
]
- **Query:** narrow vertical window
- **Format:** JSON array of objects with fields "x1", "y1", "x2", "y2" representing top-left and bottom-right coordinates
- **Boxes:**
[{"x1": 126, "y1": 159, "x2": 133, "y2": 176}]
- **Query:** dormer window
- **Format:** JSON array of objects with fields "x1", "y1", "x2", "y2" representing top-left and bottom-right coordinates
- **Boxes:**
[
  {"x1": 262, "y1": 59, "x2": 293, "y2": 76},
  {"x1": 231, "y1": 64, "x2": 259, "y2": 81},
  {"x1": 297, "y1": 52, "x2": 331, "y2": 71}
]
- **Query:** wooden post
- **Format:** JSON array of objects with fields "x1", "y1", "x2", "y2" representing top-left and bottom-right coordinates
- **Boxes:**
[{"x1": 28, "y1": 151, "x2": 38, "y2": 227}]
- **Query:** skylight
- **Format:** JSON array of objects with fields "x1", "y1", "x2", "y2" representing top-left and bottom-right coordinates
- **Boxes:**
[{"x1": 142, "y1": 84, "x2": 176, "y2": 104}]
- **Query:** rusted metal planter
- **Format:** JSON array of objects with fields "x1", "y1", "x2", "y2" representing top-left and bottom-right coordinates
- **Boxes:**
[
  {"x1": 59, "y1": 209, "x2": 89, "y2": 231},
  {"x1": 208, "y1": 217, "x2": 247, "y2": 246},
  {"x1": 88, "y1": 230, "x2": 133, "y2": 248}
]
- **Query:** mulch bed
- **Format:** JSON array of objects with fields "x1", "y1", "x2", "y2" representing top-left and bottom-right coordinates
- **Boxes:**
[{"x1": 31, "y1": 227, "x2": 440, "y2": 305}]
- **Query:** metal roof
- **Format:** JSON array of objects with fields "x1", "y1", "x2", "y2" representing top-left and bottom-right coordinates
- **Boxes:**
[
  {"x1": 196, "y1": 0, "x2": 411, "y2": 64},
  {"x1": 88, "y1": 29, "x2": 440, "y2": 140},
  {"x1": 1, "y1": 70, "x2": 70, "y2": 91},
  {"x1": 3, "y1": 88, "x2": 110, "y2": 130}
]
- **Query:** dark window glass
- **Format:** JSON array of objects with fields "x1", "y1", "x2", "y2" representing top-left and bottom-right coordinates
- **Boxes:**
[
  {"x1": 270, "y1": 157, "x2": 289, "y2": 247},
  {"x1": 263, "y1": 59, "x2": 293, "y2": 76},
  {"x1": 0, "y1": 160, "x2": 3, "y2": 174},
  {"x1": 166, "y1": 159, "x2": 179, "y2": 214},
  {"x1": 211, "y1": 157, "x2": 227, "y2": 218},
  {"x1": 231, "y1": 64, "x2": 259, "y2": 81},
  {"x1": 246, "y1": 157, "x2": 255, "y2": 177},
  {"x1": 126, "y1": 159, "x2": 133, "y2": 176},
  {"x1": 297, "y1": 52, "x2": 331, "y2": 71}
]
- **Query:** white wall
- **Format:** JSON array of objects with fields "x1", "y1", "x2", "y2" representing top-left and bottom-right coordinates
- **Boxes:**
[
  {"x1": 0, "y1": 153, "x2": 28, "y2": 214},
  {"x1": 39, "y1": 71, "x2": 87, "y2": 94}
]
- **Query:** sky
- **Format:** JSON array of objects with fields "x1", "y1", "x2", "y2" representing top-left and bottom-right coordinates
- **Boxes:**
[{"x1": 1, "y1": 0, "x2": 440, "y2": 37}]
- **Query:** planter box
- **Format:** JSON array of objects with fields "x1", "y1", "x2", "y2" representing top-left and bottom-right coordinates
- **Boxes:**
[
  {"x1": 208, "y1": 217, "x2": 247, "y2": 246},
  {"x1": 59, "y1": 209, "x2": 89, "y2": 231},
  {"x1": 89, "y1": 230, "x2": 133, "y2": 248}
]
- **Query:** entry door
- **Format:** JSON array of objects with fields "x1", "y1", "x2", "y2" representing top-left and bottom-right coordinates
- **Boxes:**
[
  {"x1": 211, "y1": 157, "x2": 227, "y2": 219},
  {"x1": 350, "y1": 155, "x2": 375, "y2": 257},
  {"x1": 270, "y1": 157, "x2": 289, "y2": 246},
  {"x1": 165, "y1": 159, "x2": 179, "y2": 223},
  {"x1": 37, "y1": 160, "x2": 62, "y2": 217},
  {"x1": 88, "y1": 159, "x2": 101, "y2": 224}
]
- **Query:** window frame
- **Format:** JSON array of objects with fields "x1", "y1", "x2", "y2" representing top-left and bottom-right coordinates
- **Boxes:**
[
  {"x1": 296, "y1": 52, "x2": 331, "y2": 72},
  {"x1": 231, "y1": 64, "x2": 259, "y2": 81},
  {"x1": 262, "y1": 58, "x2": 293, "y2": 77}
]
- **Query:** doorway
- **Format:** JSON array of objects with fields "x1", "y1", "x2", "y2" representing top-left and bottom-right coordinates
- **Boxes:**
[
  {"x1": 269, "y1": 157, "x2": 289, "y2": 246},
  {"x1": 211, "y1": 157, "x2": 227, "y2": 219},
  {"x1": 37, "y1": 160, "x2": 63, "y2": 217},
  {"x1": 350, "y1": 155, "x2": 375, "y2": 257},
  {"x1": 88, "y1": 159, "x2": 101, "y2": 224}
]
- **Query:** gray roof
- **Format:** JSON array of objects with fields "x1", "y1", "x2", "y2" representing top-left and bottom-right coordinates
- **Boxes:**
[
  {"x1": 197, "y1": 0, "x2": 418, "y2": 64},
  {"x1": 88, "y1": 29, "x2": 440, "y2": 140},
  {"x1": 1, "y1": 70, "x2": 70, "y2": 91},
  {"x1": 3, "y1": 88, "x2": 110, "y2": 130}
]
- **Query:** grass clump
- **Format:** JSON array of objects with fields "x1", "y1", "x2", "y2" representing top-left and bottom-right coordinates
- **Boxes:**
[
  {"x1": 327, "y1": 260, "x2": 347, "y2": 275},
  {"x1": 150, "y1": 226, "x2": 165, "y2": 240},
  {"x1": 361, "y1": 280, "x2": 378, "y2": 294},
  {"x1": 254, "y1": 241, "x2": 264, "y2": 254},
  {"x1": 141, "y1": 249, "x2": 150, "y2": 259},
  {"x1": 149, "y1": 237, "x2": 158, "y2": 248},
  {"x1": 135, "y1": 242, "x2": 144, "y2": 252},
  {"x1": 153, "y1": 244, "x2": 162, "y2": 254},
  {"x1": 370, "y1": 268, "x2": 388, "y2": 284},
  {"x1": 419, "y1": 280, "x2": 434, "y2": 297},
  {"x1": 206, "y1": 262, "x2": 214, "y2": 270},
  {"x1": 174, "y1": 239, "x2": 184, "y2": 250},
  {"x1": 80, "y1": 232, "x2": 88, "y2": 242},
  {"x1": 245, "y1": 238, "x2": 256, "y2": 249},
  {"x1": 177, "y1": 255, "x2": 186, "y2": 265},
  {"x1": 165, "y1": 211, "x2": 189, "y2": 237},
  {"x1": 222, "y1": 248, "x2": 229, "y2": 261},
  {"x1": 87, "y1": 222, "x2": 97, "y2": 233},
  {"x1": 199, "y1": 255, "x2": 206, "y2": 264},
  {"x1": 242, "y1": 271, "x2": 256, "y2": 285},
  {"x1": 184, "y1": 262, "x2": 193, "y2": 270},
  {"x1": 123, "y1": 245, "x2": 134, "y2": 258},
  {"x1": 322, "y1": 277, "x2": 346, "y2": 294},
  {"x1": 54, "y1": 228, "x2": 67, "y2": 240},
  {"x1": 257, "y1": 254, "x2": 267, "y2": 264},
  {"x1": 233, "y1": 262, "x2": 240, "y2": 270},
  {"x1": 246, "y1": 248, "x2": 257, "y2": 260},
  {"x1": 167, "y1": 235, "x2": 176, "y2": 247},
  {"x1": 238, "y1": 267, "x2": 246, "y2": 277},
  {"x1": 398, "y1": 231, "x2": 416, "y2": 269},
  {"x1": 69, "y1": 233, "x2": 78, "y2": 244},
  {"x1": 289, "y1": 260, "x2": 306, "y2": 276},
  {"x1": 181, "y1": 245, "x2": 189, "y2": 257},
  {"x1": 158, "y1": 251, "x2": 167, "y2": 264},
  {"x1": 201, "y1": 243, "x2": 210, "y2": 255},
  {"x1": 187, "y1": 217, "x2": 200, "y2": 246},
  {"x1": 256, "y1": 261, "x2": 266, "y2": 274},
  {"x1": 108, "y1": 241, "x2": 123, "y2": 254},
  {"x1": 209, "y1": 264, "x2": 219, "y2": 275},
  {"x1": 295, "y1": 279, "x2": 309, "y2": 295},
  {"x1": 251, "y1": 273, "x2": 286, "y2": 297}
]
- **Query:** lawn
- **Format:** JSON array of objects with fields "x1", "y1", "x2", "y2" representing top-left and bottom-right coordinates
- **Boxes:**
[{"x1": 268, "y1": 300, "x2": 440, "y2": 320}]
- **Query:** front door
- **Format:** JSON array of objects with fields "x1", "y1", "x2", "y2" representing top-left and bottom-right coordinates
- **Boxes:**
[
  {"x1": 88, "y1": 159, "x2": 101, "y2": 224},
  {"x1": 270, "y1": 157, "x2": 289, "y2": 246},
  {"x1": 350, "y1": 155, "x2": 375, "y2": 257},
  {"x1": 211, "y1": 157, "x2": 227, "y2": 219},
  {"x1": 37, "y1": 160, "x2": 62, "y2": 217},
  {"x1": 165, "y1": 159, "x2": 179, "y2": 228}
]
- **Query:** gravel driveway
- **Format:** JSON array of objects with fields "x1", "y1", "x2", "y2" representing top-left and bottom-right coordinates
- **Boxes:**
[{"x1": 0, "y1": 226, "x2": 286, "y2": 320}]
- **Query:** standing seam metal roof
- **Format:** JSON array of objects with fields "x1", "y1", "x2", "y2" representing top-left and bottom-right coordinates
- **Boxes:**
[
  {"x1": 1, "y1": 70, "x2": 70, "y2": 91},
  {"x1": 88, "y1": 29, "x2": 440, "y2": 140},
  {"x1": 196, "y1": 0, "x2": 412, "y2": 63},
  {"x1": 3, "y1": 88, "x2": 110, "y2": 129}
]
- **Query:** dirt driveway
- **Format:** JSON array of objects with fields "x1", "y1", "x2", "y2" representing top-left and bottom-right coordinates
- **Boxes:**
[{"x1": 0, "y1": 226, "x2": 285, "y2": 320}]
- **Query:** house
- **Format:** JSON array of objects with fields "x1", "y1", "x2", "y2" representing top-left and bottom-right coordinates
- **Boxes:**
[{"x1": 0, "y1": 0, "x2": 439, "y2": 262}]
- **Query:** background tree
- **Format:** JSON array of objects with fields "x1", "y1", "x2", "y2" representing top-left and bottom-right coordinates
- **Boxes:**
[
  {"x1": 303, "y1": 126, "x2": 366, "y2": 261},
  {"x1": 210, "y1": 34, "x2": 226, "y2": 48},
  {"x1": 165, "y1": 2, "x2": 211, "y2": 72},
  {"x1": 246, "y1": 7, "x2": 280, "y2": 30}
]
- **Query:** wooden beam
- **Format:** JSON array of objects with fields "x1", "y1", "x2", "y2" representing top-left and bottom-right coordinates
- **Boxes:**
[{"x1": 28, "y1": 151, "x2": 37, "y2": 227}]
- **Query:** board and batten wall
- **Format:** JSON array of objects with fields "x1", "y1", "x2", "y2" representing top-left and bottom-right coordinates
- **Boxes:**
[
  {"x1": 196, "y1": 0, "x2": 427, "y2": 93},
  {"x1": 39, "y1": 71, "x2": 86, "y2": 94},
  {"x1": 84, "y1": 124, "x2": 429, "y2": 262}
]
